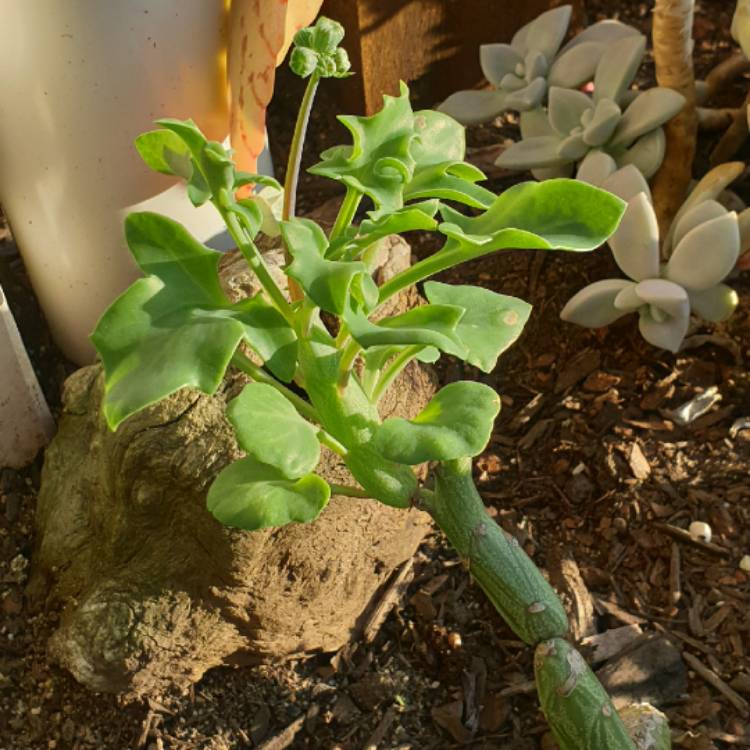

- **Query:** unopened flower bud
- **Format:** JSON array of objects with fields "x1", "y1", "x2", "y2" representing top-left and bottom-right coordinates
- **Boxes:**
[
  {"x1": 311, "y1": 17, "x2": 345, "y2": 54},
  {"x1": 290, "y1": 47, "x2": 318, "y2": 78},
  {"x1": 333, "y1": 47, "x2": 351, "y2": 75},
  {"x1": 293, "y1": 27, "x2": 315, "y2": 50}
]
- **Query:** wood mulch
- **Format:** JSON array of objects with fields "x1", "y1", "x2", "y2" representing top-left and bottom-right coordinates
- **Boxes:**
[{"x1": 2, "y1": 1, "x2": 749, "y2": 748}]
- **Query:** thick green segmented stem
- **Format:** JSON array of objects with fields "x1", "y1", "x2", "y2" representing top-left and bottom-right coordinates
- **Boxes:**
[
  {"x1": 424, "y1": 458, "x2": 569, "y2": 645},
  {"x1": 424, "y1": 458, "x2": 644, "y2": 750},
  {"x1": 535, "y1": 639, "x2": 637, "y2": 750}
]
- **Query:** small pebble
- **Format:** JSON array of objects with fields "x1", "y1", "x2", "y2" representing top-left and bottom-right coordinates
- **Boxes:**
[
  {"x1": 688, "y1": 521, "x2": 712, "y2": 544},
  {"x1": 739, "y1": 555, "x2": 750, "y2": 572},
  {"x1": 613, "y1": 517, "x2": 628, "y2": 533}
]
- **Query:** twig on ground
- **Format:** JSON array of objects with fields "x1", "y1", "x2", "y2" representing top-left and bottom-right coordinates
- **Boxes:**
[
  {"x1": 653, "y1": 522, "x2": 731, "y2": 557},
  {"x1": 255, "y1": 716, "x2": 306, "y2": 750},
  {"x1": 361, "y1": 706, "x2": 398, "y2": 750},
  {"x1": 682, "y1": 652, "x2": 750, "y2": 717}
]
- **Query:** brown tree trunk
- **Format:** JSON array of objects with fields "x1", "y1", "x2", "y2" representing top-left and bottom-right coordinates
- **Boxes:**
[{"x1": 650, "y1": 0, "x2": 698, "y2": 252}]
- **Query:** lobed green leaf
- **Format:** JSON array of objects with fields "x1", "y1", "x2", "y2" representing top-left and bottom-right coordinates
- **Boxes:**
[
  {"x1": 282, "y1": 218, "x2": 368, "y2": 314},
  {"x1": 439, "y1": 179, "x2": 625, "y2": 250},
  {"x1": 207, "y1": 456, "x2": 330, "y2": 531},
  {"x1": 227, "y1": 383, "x2": 320, "y2": 479},
  {"x1": 344, "y1": 445, "x2": 417, "y2": 508},
  {"x1": 92, "y1": 276, "x2": 247, "y2": 431},
  {"x1": 424, "y1": 282, "x2": 532, "y2": 372},
  {"x1": 231, "y1": 295, "x2": 298, "y2": 382},
  {"x1": 406, "y1": 110, "x2": 494, "y2": 208},
  {"x1": 135, "y1": 130, "x2": 192, "y2": 178},
  {"x1": 372, "y1": 382, "x2": 501, "y2": 464},
  {"x1": 91, "y1": 212, "x2": 296, "y2": 428},
  {"x1": 309, "y1": 82, "x2": 417, "y2": 215},
  {"x1": 345, "y1": 304, "x2": 467, "y2": 358}
]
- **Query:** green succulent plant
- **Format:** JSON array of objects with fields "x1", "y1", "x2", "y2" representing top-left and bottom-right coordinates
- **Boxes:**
[{"x1": 91, "y1": 16, "x2": 668, "y2": 750}]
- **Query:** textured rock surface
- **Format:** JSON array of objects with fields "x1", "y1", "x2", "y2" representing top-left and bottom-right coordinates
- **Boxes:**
[{"x1": 28, "y1": 239, "x2": 434, "y2": 697}]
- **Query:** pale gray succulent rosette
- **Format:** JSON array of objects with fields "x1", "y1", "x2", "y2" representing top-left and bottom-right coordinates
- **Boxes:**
[
  {"x1": 438, "y1": 6, "x2": 641, "y2": 125},
  {"x1": 561, "y1": 153, "x2": 741, "y2": 353},
  {"x1": 496, "y1": 34, "x2": 686, "y2": 181}
]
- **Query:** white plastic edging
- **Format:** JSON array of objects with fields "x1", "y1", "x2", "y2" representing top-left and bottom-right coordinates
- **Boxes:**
[{"x1": 0, "y1": 283, "x2": 55, "y2": 469}]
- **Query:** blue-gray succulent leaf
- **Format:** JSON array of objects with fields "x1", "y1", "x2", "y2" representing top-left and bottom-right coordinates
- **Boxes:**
[
  {"x1": 610, "y1": 88, "x2": 686, "y2": 148},
  {"x1": 495, "y1": 135, "x2": 568, "y2": 170},
  {"x1": 608, "y1": 192, "x2": 660, "y2": 281},
  {"x1": 671, "y1": 200, "x2": 727, "y2": 249},
  {"x1": 576, "y1": 150, "x2": 618, "y2": 186},
  {"x1": 524, "y1": 49, "x2": 549, "y2": 80},
  {"x1": 637, "y1": 288, "x2": 690, "y2": 353},
  {"x1": 557, "y1": 131, "x2": 589, "y2": 161},
  {"x1": 479, "y1": 43, "x2": 523, "y2": 87},
  {"x1": 503, "y1": 77, "x2": 548, "y2": 111},
  {"x1": 501, "y1": 72, "x2": 529, "y2": 91},
  {"x1": 548, "y1": 41, "x2": 604, "y2": 88},
  {"x1": 558, "y1": 18, "x2": 642, "y2": 56},
  {"x1": 582, "y1": 99, "x2": 622, "y2": 146},
  {"x1": 617, "y1": 128, "x2": 667, "y2": 179},
  {"x1": 520, "y1": 108, "x2": 556, "y2": 138},
  {"x1": 532, "y1": 164, "x2": 575, "y2": 180},
  {"x1": 593, "y1": 34, "x2": 647, "y2": 105},
  {"x1": 522, "y1": 5, "x2": 573, "y2": 62},
  {"x1": 663, "y1": 162, "x2": 745, "y2": 255},
  {"x1": 665, "y1": 211, "x2": 740, "y2": 290},
  {"x1": 560, "y1": 279, "x2": 637, "y2": 327},
  {"x1": 438, "y1": 89, "x2": 508, "y2": 125},
  {"x1": 601, "y1": 164, "x2": 652, "y2": 203},
  {"x1": 688, "y1": 284, "x2": 739, "y2": 322},
  {"x1": 614, "y1": 283, "x2": 645, "y2": 312},
  {"x1": 548, "y1": 87, "x2": 594, "y2": 136},
  {"x1": 635, "y1": 279, "x2": 690, "y2": 320}
]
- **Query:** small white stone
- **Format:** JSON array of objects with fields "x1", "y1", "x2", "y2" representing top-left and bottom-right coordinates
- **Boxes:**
[
  {"x1": 739, "y1": 555, "x2": 750, "y2": 572},
  {"x1": 689, "y1": 521, "x2": 712, "y2": 544}
]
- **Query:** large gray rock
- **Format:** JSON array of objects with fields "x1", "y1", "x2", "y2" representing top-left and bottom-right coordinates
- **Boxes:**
[{"x1": 28, "y1": 238, "x2": 434, "y2": 697}]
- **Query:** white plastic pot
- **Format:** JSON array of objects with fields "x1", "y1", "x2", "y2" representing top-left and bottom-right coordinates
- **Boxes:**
[
  {"x1": 0, "y1": 283, "x2": 55, "y2": 469},
  {"x1": 0, "y1": 1, "x2": 272, "y2": 365}
]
